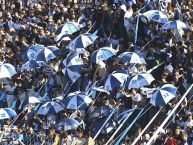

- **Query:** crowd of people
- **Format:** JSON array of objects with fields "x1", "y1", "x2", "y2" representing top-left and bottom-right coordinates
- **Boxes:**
[{"x1": 0, "y1": 0, "x2": 193, "y2": 144}]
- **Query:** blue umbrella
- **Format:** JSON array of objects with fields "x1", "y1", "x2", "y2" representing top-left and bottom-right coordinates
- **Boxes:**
[
  {"x1": 37, "y1": 101, "x2": 64, "y2": 115},
  {"x1": 0, "y1": 108, "x2": 17, "y2": 120},
  {"x1": 63, "y1": 91, "x2": 92, "y2": 110},
  {"x1": 36, "y1": 46, "x2": 60, "y2": 62},
  {"x1": 104, "y1": 70, "x2": 128, "y2": 91},
  {"x1": 68, "y1": 33, "x2": 98, "y2": 54},
  {"x1": 150, "y1": 84, "x2": 177, "y2": 106},
  {"x1": 90, "y1": 117, "x2": 116, "y2": 135},
  {"x1": 55, "y1": 118, "x2": 80, "y2": 131},
  {"x1": 118, "y1": 52, "x2": 144, "y2": 64},
  {"x1": 0, "y1": 63, "x2": 16, "y2": 79},
  {"x1": 62, "y1": 55, "x2": 83, "y2": 82},
  {"x1": 143, "y1": 10, "x2": 168, "y2": 23},
  {"x1": 21, "y1": 60, "x2": 44, "y2": 70},
  {"x1": 161, "y1": 20, "x2": 189, "y2": 30},
  {"x1": 125, "y1": 73, "x2": 155, "y2": 89},
  {"x1": 91, "y1": 47, "x2": 117, "y2": 63},
  {"x1": 55, "y1": 22, "x2": 80, "y2": 42},
  {"x1": 90, "y1": 107, "x2": 112, "y2": 119},
  {"x1": 22, "y1": 44, "x2": 45, "y2": 62}
]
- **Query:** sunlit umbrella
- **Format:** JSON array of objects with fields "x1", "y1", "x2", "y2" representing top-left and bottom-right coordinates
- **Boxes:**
[
  {"x1": 125, "y1": 73, "x2": 154, "y2": 89},
  {"x1": 0, "y1": 63, "x2": 16, "y2": 78},
  {"x1": 62, "y1": 55, "x2": 83, "y2": 82},
  {"x1": 150, "y1": 84, "x2": 177, "y2": 106}
]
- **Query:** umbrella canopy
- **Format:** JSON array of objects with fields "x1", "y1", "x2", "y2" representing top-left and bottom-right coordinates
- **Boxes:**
[
  {"x1": 55, "y1": 22, "x2": 80, "y2": 42},
  {"x1": 55, "y1": 118, "x2": 80, "y2": 131},
  {"x1": 21, "y1": 60, "x2": 44, "y2": 70},
  {"x1": 143, "y1": 10, "x2": 168, "y2": 23},
  {"x1": 118, "y1": 52, "x2": 144, "y2": 64},
  {"x1": 90, "y1": 107, "x2": 112, "y2": 119},
  {"x1": 36, "y1": 46, "x2": 60, "y2": 62},
  {"x1": 22, "y1": 44, "x2": 45, "y2": 62},
  {"x1": 125, "y1": 73, "x2": 155, "y2": 89},
  {"x1": 0, "y1": 63, "x2": 16, "y2": 79},
  {"x1": 161, "y1": 20, "x2": 189, "y2": 30},
  {"x1": 0, "y1": 108, "x2": 17, "y2": 120},
  {"x1": 37, "y1": 101, "x2": 64, "y2": 115},
  {"x1": 62, "y1": 55, "x2": 83, "y2": 82},
  {"x1": 104, "y1": 70, "x2": 128, "y2": 91},
  {"x1": 91, "y1": 47, "x2": 117, "y2": 63},
  {"x1": 68, "y1": 33, "x2": 98, "y2": 54},
  {"x1": 150, "y1": 84, "x2": 177, "y2": 106},
  {"x1": 90, "y1": 117, "x2": 116, "y2": 135},
  {"x1": 63, "y1": 91, "x2": 92, "y2": 110}
]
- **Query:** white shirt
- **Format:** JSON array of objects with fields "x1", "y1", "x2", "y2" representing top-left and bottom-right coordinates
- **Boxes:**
[
  {"x1": 124, "y1": 9, "x2": 133, "y2": 27},
  {"x1": 184, "y1": 120, "x2": 193, "y2": 130}
]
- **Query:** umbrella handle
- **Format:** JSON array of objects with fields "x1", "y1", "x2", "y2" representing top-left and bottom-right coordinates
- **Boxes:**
[
  {"x1": 86, "y1": 22, "x2": 96, "y2": 33},
  {"x1": 85, "y1": 92, "x2": 101, "y2": 115},
  {"x1": 64, "y1": 82, "x2": 74, "y2": 96}
]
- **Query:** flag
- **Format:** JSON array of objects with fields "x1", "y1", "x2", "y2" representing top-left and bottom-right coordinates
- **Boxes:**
[{"x1": 78, "y1": 13, "x2": 86, "y2": 28}]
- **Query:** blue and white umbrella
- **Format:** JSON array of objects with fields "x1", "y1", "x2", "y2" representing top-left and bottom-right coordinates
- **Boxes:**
[
  {"x1": 125, "y1": 73, "x2": 155, "y2": 89},
  {"x1": 118, "y1": 52, "x2": 144, "y2": 64},
  {"x1": 143, "y1": 10, "x2": 168, "y2": 23},
  {"x1": 37, "y1": 101, "x2": 64, "y2": 115},
  {"x1": 21, "y1": 60, "x2": 45, "y2": 70},
  {"x1": 91, "y1": 47, "x2": 117, "y2": 63},
  {"x1": 90, "y1": 117, "x2": 116, "y2": 135},
  {"x1": 63, "y1": 91, "x2": 92, "y2": 110},
  {"x1": 62, "y1": 55, "x2": 83, "y2": 82},
  {"x1": 22, "y1": 44, "x2": 45, "y2": 62},
  {"x1": 104, "y1": 70, "x2": 128, "y2": 91},
  {"x1": 150, "y1": 84, "x2": 177, "y2": 106},
  {"x1": 0, "y1": 108, "x2": 17, "y2": 120},
  {"x1": 69, "y1": 33, "x2": 98, "y2": 54},
  {"x1": 36, "y1": 46, "x2": 60, "y2": 62},
  {"x1": 161, "y1": 20, "x2": 189, "y2": 30},
  {"x1": 0, "y1": 63, "x2": 16, "y2": 79},
  {"x1": 55, "y1": 22, "x2": 80, "y2": 42},
  {"x1": 56, "y1": 118, "x2": 80, "y2": 131},
  {"x1": 90, "y1": 107, "x2": 112, "y2": 119}
]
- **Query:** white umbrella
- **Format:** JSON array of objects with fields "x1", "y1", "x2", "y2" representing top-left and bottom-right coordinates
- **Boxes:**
[{"x1": 0, "y1": 63, "x2": 16, "y2": 78}]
